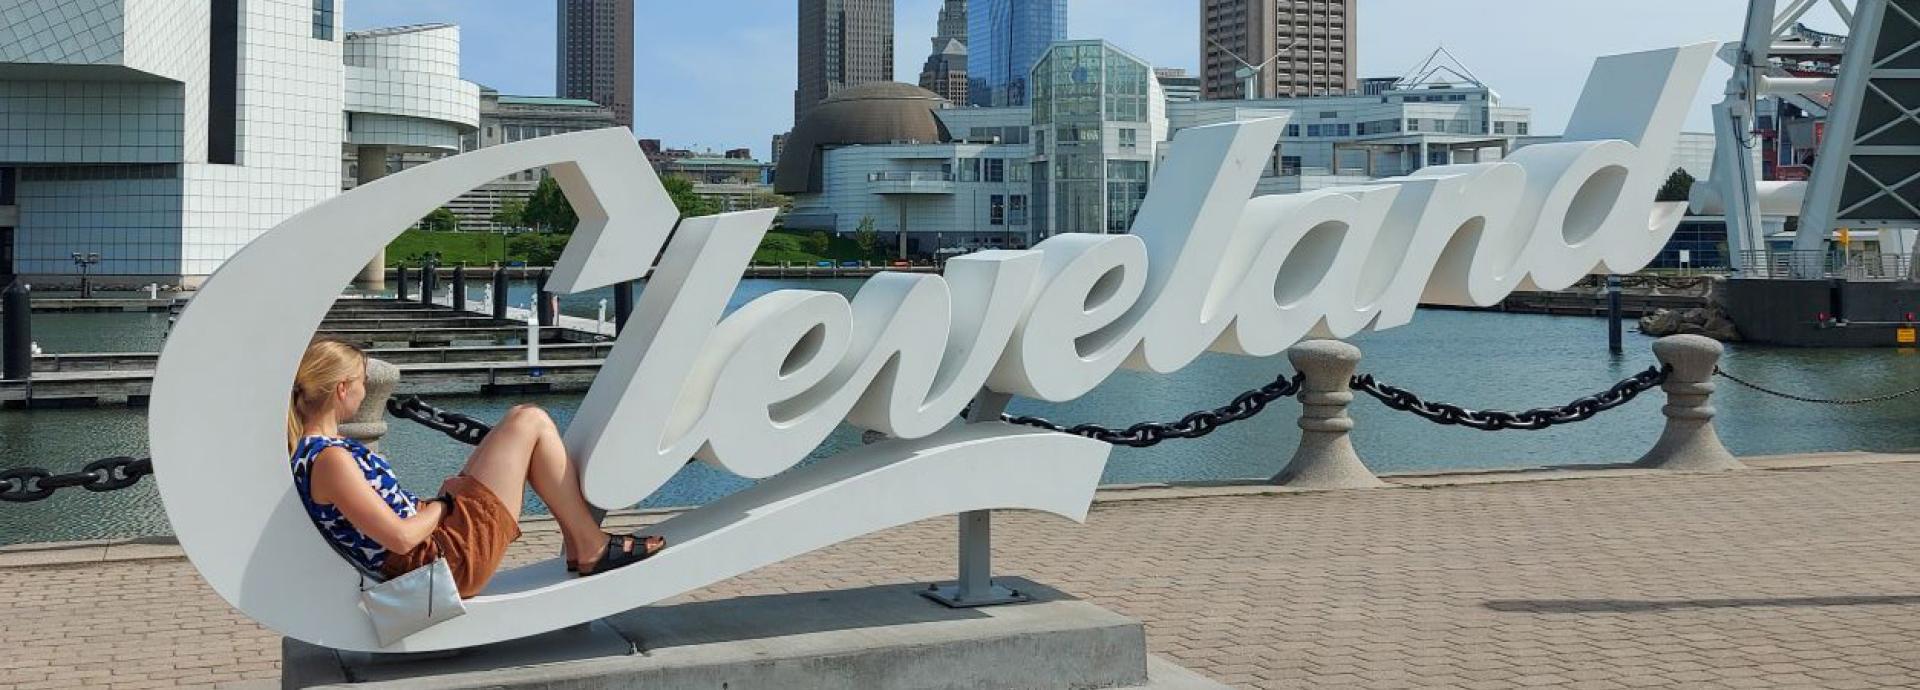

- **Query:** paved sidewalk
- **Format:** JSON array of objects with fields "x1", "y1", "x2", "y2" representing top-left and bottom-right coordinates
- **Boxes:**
[{"x1": 6, "y1": 454, "x2": 1920, "y2": 688}]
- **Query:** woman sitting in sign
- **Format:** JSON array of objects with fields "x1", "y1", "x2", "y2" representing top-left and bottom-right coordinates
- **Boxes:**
[{"x1": 285, "y1": 339, "x2": 663, "y2": 597}]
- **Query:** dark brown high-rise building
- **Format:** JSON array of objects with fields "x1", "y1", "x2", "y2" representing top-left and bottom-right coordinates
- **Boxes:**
[
  {"x1": 795, "y1": 0, "x2": 895, "y2": 125},
  {"x1": 556, "y1": 0, "x2": 635, "y2": 130},
  {"x1": 1201, "y1": 0, "x2": 1355, "y2": 100}
]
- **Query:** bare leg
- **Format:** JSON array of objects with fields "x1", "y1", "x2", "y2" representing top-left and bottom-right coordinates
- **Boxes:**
[{"x1": 460, "y1": 405, "x2": 608, "y2": 565}]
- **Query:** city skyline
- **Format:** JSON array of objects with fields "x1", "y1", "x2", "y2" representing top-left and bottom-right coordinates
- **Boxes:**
[{"x1": 348, "y1": 0, "x2": 1851, "y2": 160}]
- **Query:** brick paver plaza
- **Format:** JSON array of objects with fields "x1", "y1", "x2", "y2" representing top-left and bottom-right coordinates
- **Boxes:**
[{"x1": 6, "y1": 453, "x2": 1920, "y2": 688}]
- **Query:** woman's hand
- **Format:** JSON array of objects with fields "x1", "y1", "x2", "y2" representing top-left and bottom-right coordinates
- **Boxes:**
[{"x1": 309, "y1": 447, "x2": 445, "y2": 555}]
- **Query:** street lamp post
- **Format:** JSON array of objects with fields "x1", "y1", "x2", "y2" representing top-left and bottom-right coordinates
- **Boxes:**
[{"x1": 70, "y1": 252, "x2": 100, "y2": 299}]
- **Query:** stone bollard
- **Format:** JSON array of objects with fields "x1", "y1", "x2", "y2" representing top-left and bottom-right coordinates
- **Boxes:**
[
  {"x1": 1273, "y1": 339, "x2": 1388, "y2": 489},
  {"x1": 395, "y1": 264, "x2": 410, "y2": 301},
  {"x1": 1637, "y1": 335, "x2": 1744, "y2": 471},
  {"x1": 339, "y1": 358, "x2": 399, "y2": 453}
]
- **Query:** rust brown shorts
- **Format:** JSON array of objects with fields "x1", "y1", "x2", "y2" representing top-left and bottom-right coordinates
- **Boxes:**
[{"x1": 381, "y1": 475, "x2": 521, "y2": 598}]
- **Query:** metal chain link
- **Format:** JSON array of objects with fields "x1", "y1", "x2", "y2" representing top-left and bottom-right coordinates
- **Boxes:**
[
  {"x1": 994, "y1": 372, "x2": 1308, "y2": 448},
  {"x1": 0, "y1": 456, "x2": 153, "y2": 503},
  {"x1": 387, "y1": 396, "x2": 493, "y2": 446},
  {"x1": 1350, "y1": 366, "x2": 1669, "y2": 431},
  {"x1": 0, "y1": 364, "x2": 1677, "y2": 505},
  {"x1": 1714, "y1": 367, "x2": 1920, "y2": 406}
]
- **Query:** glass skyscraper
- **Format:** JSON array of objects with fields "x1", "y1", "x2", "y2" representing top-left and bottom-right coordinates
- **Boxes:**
[{"x1": 967, "y1": 0, "x2": 1067, "y2": 107}]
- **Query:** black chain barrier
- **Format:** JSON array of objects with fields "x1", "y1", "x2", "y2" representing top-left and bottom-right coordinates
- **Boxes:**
[
  {"x1": 387, "y1": 395, "x2": 493, "y2": 446},
  {"x1": 1714, "y1": 367, "x2": 1920, "y2": 406},
  {"x1": 0, "y1": 366, "x2": 1673, "y2": 504},
  {"x1": 991, "y1": 372, "x2": 1308, "y2": 448},
  {"x1": 0, "y1": 456, "x2": 153, "y2": 503},
  {"x1": 1349, "y1": 365, "x2": 1669, "y2": 431}
]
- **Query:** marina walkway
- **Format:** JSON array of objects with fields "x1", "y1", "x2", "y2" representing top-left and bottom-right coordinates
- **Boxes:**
[{"x1": 5, "y1": 452, "x2": 1920, "y2": 688}]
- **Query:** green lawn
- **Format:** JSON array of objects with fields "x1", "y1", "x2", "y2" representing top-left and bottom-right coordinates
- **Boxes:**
[
  {"x1": 385, "y1": 230, "x2": 512, "y2": 266},
  {"x1": 752, "y1": 231, "x2": 889, "y2": 264}
]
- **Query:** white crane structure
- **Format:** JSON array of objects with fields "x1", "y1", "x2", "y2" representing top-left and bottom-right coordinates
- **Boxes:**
[
  {"x1": 1707, "y1": 0, "x2": 1920, "y2": 278},
  {"x1": 1206, "y1": 36, "x2": 1295, "y2": 100}
]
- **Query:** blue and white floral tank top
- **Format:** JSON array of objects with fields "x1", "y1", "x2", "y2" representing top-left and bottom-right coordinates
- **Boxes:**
[{"x1": 290, "y1": 436, "x2": 420, "y2": 573}]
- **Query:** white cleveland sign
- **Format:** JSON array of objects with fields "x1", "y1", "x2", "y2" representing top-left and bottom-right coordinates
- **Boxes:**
[{"x1": 150, "y1": 43, "x2": 1714, "y2": 651}]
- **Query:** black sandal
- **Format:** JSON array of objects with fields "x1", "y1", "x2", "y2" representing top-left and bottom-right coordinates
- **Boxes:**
[{"x1": 575, "y1": 533, "x2": 665, "y2": 577}]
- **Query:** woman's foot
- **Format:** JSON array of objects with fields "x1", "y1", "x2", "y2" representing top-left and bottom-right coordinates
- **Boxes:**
[{"x1": 575, "y1": 533, "x2": 665, "y2": 577}]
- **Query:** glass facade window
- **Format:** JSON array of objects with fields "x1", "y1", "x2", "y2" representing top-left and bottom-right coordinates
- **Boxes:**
[
  {"x1": 960, "y1": 158, "x2": 982, "y2": 182},
  {"x1": 984, "y1": 158, "x2": 1006, "y2": 182},
  {"x1": 968, "y1": 0, "x2": 1069, "y2": 106},
  {"x1": 990, "y1": 194, "x2": 1006, "y2": 225},
  {"x1": 1106, "y1": 160, "x2": 1148, "y2": 232},
  {"x1": 312, "y1": 0, "x2": 335, "y2": 41},
  {"x1": 1032, "y1": 40, "x2": 1159, "y2": 236},
  {"x1": 1009, "y1": 194, "x2": 1028, "y2": 225}
]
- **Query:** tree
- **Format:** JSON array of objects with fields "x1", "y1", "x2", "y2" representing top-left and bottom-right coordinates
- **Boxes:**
[
  {"x1": 419, "y1": 207, "x2": 459, "y2": 232},
  {"x1": 490, "y1": 198, "x2": 526, "y2": 229},
  {"x1": 662, "y1": 176, "x2": 718, "y2": 217},
  {"x1": 805, "y1": 231, "x2": 832, "y2": 257},
  {"x1": 522, "y1": 176, "x2": 578, "y2": 231},
  {"x1": 1657, "y1": 168, "x2": 1696, "y2": 203},
  {"x1": 509, "y1": 232, "x2": 566, "y2": 266},
  {"x1": 853, "y1": 216, "x2": 879, "y2": 256}
]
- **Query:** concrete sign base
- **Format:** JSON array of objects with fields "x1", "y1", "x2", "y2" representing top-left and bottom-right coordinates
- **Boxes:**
[{"x1": 281, "y1": 578, "x2": 1225, "y2": 689}]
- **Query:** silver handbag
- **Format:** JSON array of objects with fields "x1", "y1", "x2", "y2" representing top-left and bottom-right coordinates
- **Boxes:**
[
  {"x1": 309, "y1": 516, "x2": 468, "y2": 647},
  {"x1": 357, "y1": 557, "x2": 467, "y2": 647}
]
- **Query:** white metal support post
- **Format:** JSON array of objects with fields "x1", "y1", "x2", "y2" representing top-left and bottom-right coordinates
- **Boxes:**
[
  {"x1": 922, "y1": 389, "x2": 1031, "y2": 608},
  {"x1": 1713, "y1": 0, "x2": 1782, "y2": 271}
]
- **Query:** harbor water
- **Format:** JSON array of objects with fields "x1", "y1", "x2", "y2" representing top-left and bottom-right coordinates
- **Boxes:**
[{"x1": 3, "y1": 278, "x2": 1918, "y2": 546}]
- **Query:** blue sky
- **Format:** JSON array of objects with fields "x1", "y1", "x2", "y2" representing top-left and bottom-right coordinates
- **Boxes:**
[{"x1": 348, "y1": 1, "x2": 1847, "y2": 160}]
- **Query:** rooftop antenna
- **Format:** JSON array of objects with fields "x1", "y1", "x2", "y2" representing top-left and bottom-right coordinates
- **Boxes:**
[{"x1": 1393, "y1": 45, "x2": 1487, "y2": 90}]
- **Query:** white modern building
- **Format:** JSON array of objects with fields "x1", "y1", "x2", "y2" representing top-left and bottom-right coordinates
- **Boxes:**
[
  {"x1": 779, "y1": 40, "x2": 1166, "y2": 251},
  {"x1": 1030, "y1": 40, "x2": 1167, "y2": 235},
  {"x1": 1169, "y1": 80, "x2": 1533, "y2": 195},
  {"x1": 0, "y1": 0, "x2": 478, "y2": 287},
  {"x1": 778, "y1": 84, "x2": 1034, "y2": 253}
]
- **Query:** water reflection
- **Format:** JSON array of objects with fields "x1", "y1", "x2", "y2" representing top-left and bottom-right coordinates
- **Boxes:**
[{"x1": 3, "y1": 277, "x2": 1918, "y2": 545}]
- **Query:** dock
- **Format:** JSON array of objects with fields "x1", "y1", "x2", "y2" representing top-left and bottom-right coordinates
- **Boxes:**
[
  {"x1": 1, "y1": 298, "x2": 612, "y2": 407},
  {"x1": 7, "y1": 297, "x2": 184, "y2": 314}
]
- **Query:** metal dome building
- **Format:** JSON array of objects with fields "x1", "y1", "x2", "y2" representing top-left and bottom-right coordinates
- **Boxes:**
[{"x1": 774, "y1": 82, "x2": 955, "y2": 196}]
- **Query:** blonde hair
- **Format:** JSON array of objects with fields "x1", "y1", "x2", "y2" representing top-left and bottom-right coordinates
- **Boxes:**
[{"x1": 288, "y1": 339, "x2": 368, "y2": 454}]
